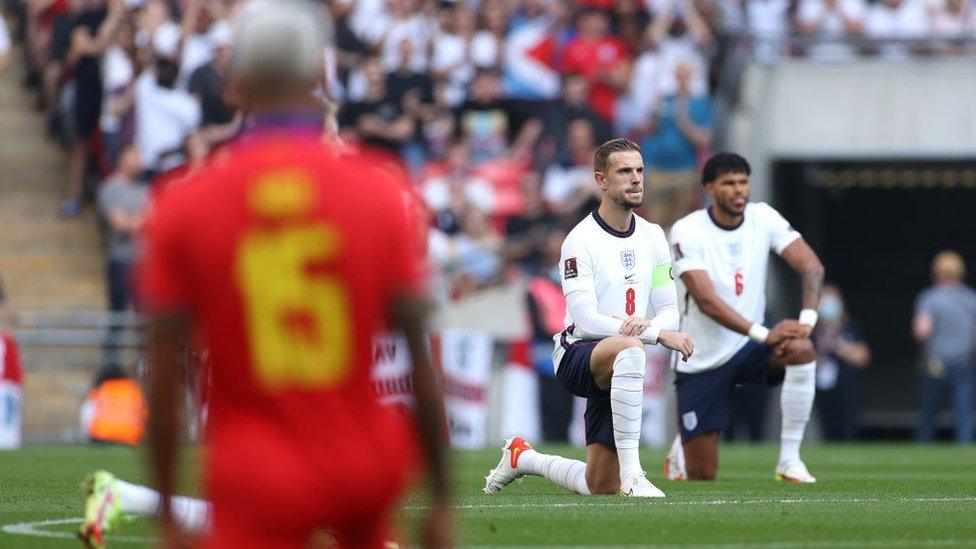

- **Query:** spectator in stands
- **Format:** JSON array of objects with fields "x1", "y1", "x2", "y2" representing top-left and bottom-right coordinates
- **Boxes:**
[
  {"x1": 561, "y1": 7, "x2": 631, "y2": 123},
  {"x1": 745, "y1": 0, "x2": 792, "y2": 60},
  {"x1": 176, "y1": 0, "x2": 227, "y2": 90},
  {"x1": 930, "y1": 0, "x2": 976, "y2": 53},
  {"x1": 430, "y1": 2, "x2": 478, "y2": 107},
  {"x1": 796, "y1": 0, "x2": 868, "y2": 60},
  {"x1": 0, "y1": 14, "x2": 11, "y2": 75},
  {"x1": 387, "y1": 38, "x2": 435, "y2": 170},
  {"x1": 97, "y1": 144, "x2": 147, "y2": 313},
  {"x1": 419, "y1": 82, "x2": 458, "y2": 161},
  {"x1": 423, "y1": 141, "x2": 496, "y2": 234},
  {"x1": 79, "y1": 363, "x2": 146, "y2": 445},
  {"x1": 612, "y1": 0, "x2": 652, "y2": 53},
  {"x1": 450, "y1": 207, "x2": 502, "y2": 298},
  {"x1": 864, "y1": 0, "x2": 929, "y2": 59},
  {"x1": 647, "y1": 0, "x2": 712, "y2": 100},
  {"x1": 340, "y1": 55, "x2": 417, "y2": 154},
  {"x1": 544, "y1": 74, "x2": 611, "y2": 162},
  {"x1": 379, "y1": 0, "x2": 430, "y2": 73},
  {"x1": 504, "y1": 173, "x2": 561, "y2": 274},
  {"x1": 525, "y1": 227, "x2": 574, "y2": 442},
  {"x1": 61, "y1": 0, "x2": 125, "y2": 218},
  {"x1": 542, "y1": 117, "x2": 599, "y2": 221},
  {"x1": 455, "y1": 68, "x2": 542, "y2": 164},
  {"x1": 98, "y1": 16, "x2": 136, "y2": 172},
  {"x1": 814, "y1": 284, "x2": 871, "y2": 440},
  {"x1": 913, "y1": 251, "x2": 976, "y2": 443},
  {"x1": 188, "y1": 19, "x2": 237, "y2": 147},
  {"x1": 472, "y1": 0, "x2": 508, "y2": 70},
  {"x1": 133, "y1": 25, "x2": 202, "y2": 175},
  {"x1": 639, "y1": 61, "x2": 711, "y2": 229},
  {"x1": 0, "y1": 277, "x2": 24, "y2": 450}
]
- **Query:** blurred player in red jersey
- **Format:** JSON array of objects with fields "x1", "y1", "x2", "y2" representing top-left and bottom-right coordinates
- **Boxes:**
[{"x1": 135, "y1": 2, "x2": 450, "y2": 547}]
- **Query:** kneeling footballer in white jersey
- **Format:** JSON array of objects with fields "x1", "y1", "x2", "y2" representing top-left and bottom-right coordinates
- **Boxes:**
[
  {"x1": 484, "y1": 139, "x2": 694, "y2": 498},
  {"x1": 664, "y1": 152, "x2": 825, "y2": 483}
]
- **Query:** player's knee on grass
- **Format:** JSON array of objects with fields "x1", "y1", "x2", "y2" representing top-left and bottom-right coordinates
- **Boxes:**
[
  {"x1": 586, "y1": 468, "x2": 620, "y2": 495},
  {"x1": 786, "y1": 338, "x2": 815, "y2": 365},
  {"x1": 686, "y1": 461, "x2": 717, "y2": 481},
  {"x1": 590, "y1": 336, "x2": 643, "y2": 390}
]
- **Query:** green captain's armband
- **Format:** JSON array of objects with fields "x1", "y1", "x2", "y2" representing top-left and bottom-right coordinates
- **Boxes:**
[{"x1": 652, "y1": 262, "x2": 675, "y2": 289}]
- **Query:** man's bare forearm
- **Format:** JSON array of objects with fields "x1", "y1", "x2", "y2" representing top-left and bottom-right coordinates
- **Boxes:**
[
  {"x1": 393, "y1": 296, "x2": 449, "y2": 501},
  {"x1": 800, "y1": 263, "x2": 824, "y2": 311},
  {"x1": 147, "y1": 315, "x2": 189, "y2": 517}
]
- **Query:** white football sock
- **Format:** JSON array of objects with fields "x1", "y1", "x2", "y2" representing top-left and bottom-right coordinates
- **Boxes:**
[
  {"x1": 114, "y1": 479, "x2": 211, "y2": 533},
  {"x1": 114, "y1": 479, "x2": 160, "y2": 516},
  {"x1": 610, "y1": 347, "x2": 646, "y2": 482},
  {"x1": 517, "y1": 449, "x2": 590, "y2": 495},
  {"x1": 170, "y1": 495, "x2": 211, "y2": 533},
  {"x1": 779, "y1": 361, "x2": 816, "y2": 464}
]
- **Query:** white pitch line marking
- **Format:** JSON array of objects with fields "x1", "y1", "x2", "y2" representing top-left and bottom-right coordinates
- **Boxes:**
[
  {"x1": 404, "y1": 495, "x2": 976, "y2": 512},
  {"x1": 1, "y1": 517, "x2": 155, "y2": 542}
]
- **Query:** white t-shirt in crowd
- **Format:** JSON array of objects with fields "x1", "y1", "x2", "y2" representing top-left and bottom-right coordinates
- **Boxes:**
[
  {"x1": 657, "y1": 36, "x2": 709, "y2": 97},
  {"x1": 931, "y1": 2, "x2": 976, "y2": 38},
  {"x1": 422, "y1": 174, "x2": 496, "y2": 214},
  {"x1": 797, "y1": 0, "x2": 868, "y2": 59},
  {"x1": 542, "y1": 163, "x2": 594, "y2": 207},
  {"x1": 748, "y1": 0, "x2": 792, "y2": 59},
  {"x1": 617, "y1": 51, "x2": 662, "y2": 135},
  {"x1": 0, "y1": 17, "x2": 11, "y2": 56},
  {"x1": 134, "y1": 72, "x2": 202, "y2": 170},
  {"x1": 865, "y1": 0, "x2": 929, "y2": 58},
  {"x1": 99, "y1": 46, "x2": 135, "y2": 133},
  {"x1": 555, "y1": 212, "x2": 674, "y2": 354},
  {"x1": 669, "y1": 203, "x2": 801, "y2": 374},
  {"x1": 382, "y1": 14, "x2": 432, "y2": 72},
  {"x1": 470, "y1": 31, "x2": 501, "y2": 67}
]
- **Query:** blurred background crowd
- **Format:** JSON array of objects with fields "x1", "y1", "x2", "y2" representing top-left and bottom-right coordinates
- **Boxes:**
[{"x1": 0, "y1": 0, "x2": 974, "y2": 447}]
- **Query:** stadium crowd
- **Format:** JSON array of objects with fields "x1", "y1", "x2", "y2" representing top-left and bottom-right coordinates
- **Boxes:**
[{"x1": 4, "y1": 0, "x2": 975, "y2": 308}]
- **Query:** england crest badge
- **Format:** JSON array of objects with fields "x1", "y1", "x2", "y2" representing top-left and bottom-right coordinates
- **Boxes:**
[{"x1": 621, "y1": 250, "x2": 636, "y2": 270}]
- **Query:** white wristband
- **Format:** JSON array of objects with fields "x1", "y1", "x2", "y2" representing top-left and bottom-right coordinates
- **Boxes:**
[
  {"x1": 748, "y1": 323, "x2": 769, "y2": 344},
  {"x1": 799, "y1": 308, "x2": 818, "y2": 328}
]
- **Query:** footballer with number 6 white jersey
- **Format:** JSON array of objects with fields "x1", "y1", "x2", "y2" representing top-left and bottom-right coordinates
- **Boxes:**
[
  {"x1": 670, "y1": 202, "x2": 801, "y2": 374},
  {"x1": 663, "y1": 152, "x2": 825, "y2": 486}
]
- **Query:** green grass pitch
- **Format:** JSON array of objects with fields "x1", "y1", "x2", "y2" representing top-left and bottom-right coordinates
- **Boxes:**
[{"x1": 1, "y1": 444, "x2": 975, "y2": 547}]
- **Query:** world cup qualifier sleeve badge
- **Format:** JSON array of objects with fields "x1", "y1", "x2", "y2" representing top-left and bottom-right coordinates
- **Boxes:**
[
  {"x1": 564, "y1": 257, "x2": 578, "y2": 279},
  {"x1": 621, "y1": 250, "x2": 636, "y2": 270}
]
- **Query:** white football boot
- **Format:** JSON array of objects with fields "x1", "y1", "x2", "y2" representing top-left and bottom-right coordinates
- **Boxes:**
[
  {"x1": 775, "y1": 459, "x2": 817, "y2": 483},
  {"x1": 619, "y1": 471, "x2": 666, "y2": 498},
  {"x1": 663, "y1": 435, "x2": 687, "y2": 481},
  {"x1": 483, "y1": 437, "x2": 532, "y2": 494}
]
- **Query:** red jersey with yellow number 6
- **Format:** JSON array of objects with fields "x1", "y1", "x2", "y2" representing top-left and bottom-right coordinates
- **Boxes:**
[{"x1": 138, "y1": 116, "x2": 422, "y2": 543}]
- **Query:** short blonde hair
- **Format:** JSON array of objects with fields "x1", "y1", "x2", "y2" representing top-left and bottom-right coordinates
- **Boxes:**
[{"x1": 932, "y1": 250, "x2": 966, "y2": 282}]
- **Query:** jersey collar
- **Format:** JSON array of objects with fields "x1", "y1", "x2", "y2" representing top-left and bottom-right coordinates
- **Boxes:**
[
  {"x1": 242, "y1": 110, "x2": 325, "y2": 135},
  {"x1": 707, "y1": 206, "x2": 745, "y2": 231},
  {"x1": 592, "y1": 210, "x2": 635, "y2": 238}
]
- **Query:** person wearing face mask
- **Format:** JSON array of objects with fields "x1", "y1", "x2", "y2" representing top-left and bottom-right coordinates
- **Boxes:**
[{"x1": 813, "y1": 284, "x2": 871, "y2": 441}]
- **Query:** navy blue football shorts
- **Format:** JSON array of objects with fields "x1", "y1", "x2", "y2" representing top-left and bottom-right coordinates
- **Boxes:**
[
  {"x1": 675, "y1": 340, "x2": 784, "y2": 442},
  {"x1": 553, "y1": 340, "x2": 616, "y2": 449}
]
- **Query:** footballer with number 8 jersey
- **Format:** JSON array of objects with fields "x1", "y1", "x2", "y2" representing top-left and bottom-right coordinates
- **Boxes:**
[
  {"x1": 484, "y1": 139, "x2": 694, "y2": 498},
  {"x1": 664, "y1": 152, "x2": 825, "y2": 484}
]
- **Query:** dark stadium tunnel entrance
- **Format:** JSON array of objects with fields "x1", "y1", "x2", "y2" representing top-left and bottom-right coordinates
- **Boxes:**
[{"x1": 773, "y1": 159, "x2": 976, "y2": 440}]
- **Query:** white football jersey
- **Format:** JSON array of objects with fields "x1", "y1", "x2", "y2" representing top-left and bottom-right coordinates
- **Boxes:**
[
  {"x1": 670, "y1": 202, "x2": 801, "y2": 374},
  {"x1": 553, "y1": 211, "x2": 675, "y2": 362}
]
